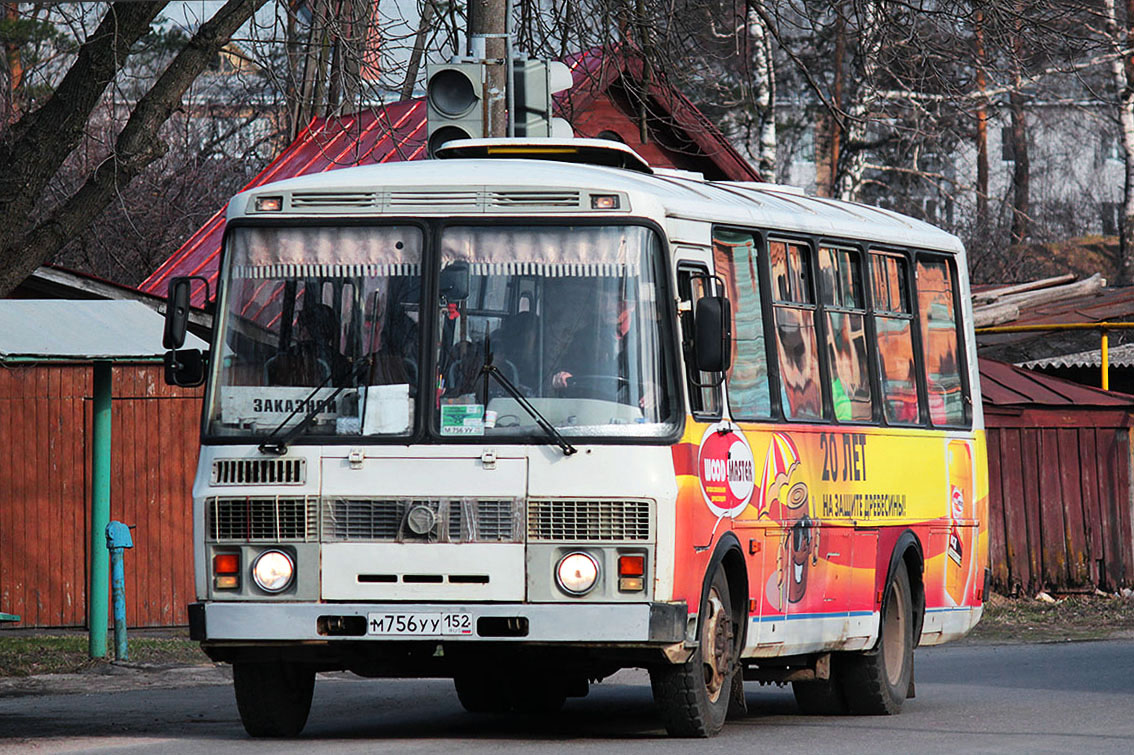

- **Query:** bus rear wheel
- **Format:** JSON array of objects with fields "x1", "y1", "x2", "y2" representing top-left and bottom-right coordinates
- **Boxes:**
[
  {"x1": 232, "y1": 661, "x2": 315, "y2": 737},
  {"x1": 839, "y1": 565, "x2": 914, "y2": 715},
  {"x1": 650, "y1": 569, "x2": 736, "y2": 737}
]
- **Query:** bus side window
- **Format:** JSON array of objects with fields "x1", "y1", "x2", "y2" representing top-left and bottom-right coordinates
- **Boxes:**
[
  {"x1": 677, "y1": 266, "x2": 721, "y2": 417},
  {"x1": 712, "y1": 229, "x2": 772, "y2": 419},
  {"x1": 818, "y1": 246, "x2": 872, "y2": 422},
  {"x1": 869, "y1": 251, "x2": 921, "y2": 424},
  {"x1": 769, "y1": 238, "x2": 821, "y2": 420},
  {"x1": 916, "y1": 257, "x2": 967, "y2": 426}
]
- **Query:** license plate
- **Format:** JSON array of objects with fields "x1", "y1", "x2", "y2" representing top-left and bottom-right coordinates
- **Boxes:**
[{"x1": 367, "y1": 612, "x2": 473, "y2": 636}]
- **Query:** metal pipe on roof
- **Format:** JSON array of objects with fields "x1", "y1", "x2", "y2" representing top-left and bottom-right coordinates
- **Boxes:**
[{"x1": 1102, "y1": 329, "x2": 1110, "y2": 391}]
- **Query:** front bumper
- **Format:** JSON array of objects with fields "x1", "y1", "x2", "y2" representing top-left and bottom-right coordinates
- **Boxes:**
[{"x1": 189, "y1": 600, "x2": 687, "y2": 646}]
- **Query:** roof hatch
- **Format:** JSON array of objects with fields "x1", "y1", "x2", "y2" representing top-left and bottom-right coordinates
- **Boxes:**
[{"x1": 434, "y1": 137, "x2": 653, "y2": 174}]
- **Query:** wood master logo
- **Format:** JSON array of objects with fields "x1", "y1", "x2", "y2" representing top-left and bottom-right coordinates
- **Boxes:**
[{"x1": 697, "y1": 422, "x2": 755, "y2": 518}]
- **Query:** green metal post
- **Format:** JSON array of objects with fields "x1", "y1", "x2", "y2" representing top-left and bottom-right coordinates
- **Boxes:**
[{"x1": 89, "y1": 360, "x2": 112, "y2": 658}]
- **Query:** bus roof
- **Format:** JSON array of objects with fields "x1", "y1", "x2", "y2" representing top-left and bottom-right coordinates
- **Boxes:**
[{"x1": 230, "y1": 157, "x2": 964, "y2": 255}]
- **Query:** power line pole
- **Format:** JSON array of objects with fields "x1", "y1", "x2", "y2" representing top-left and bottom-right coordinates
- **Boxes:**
[{"x1": 469, "y1": 0, "x2": 507, "y2": 137}]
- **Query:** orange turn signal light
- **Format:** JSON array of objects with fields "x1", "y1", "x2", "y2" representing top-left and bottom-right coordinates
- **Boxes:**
[
  {"x1": 618, "y1": 555, "x2": 644, "y2": 578},
  {"x1": 214, "y1": 553, "x2": 239, "y2": 575}
]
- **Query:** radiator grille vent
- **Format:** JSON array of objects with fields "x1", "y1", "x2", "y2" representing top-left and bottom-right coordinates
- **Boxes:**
[
  {"x1": 527, "y1": 499, "x2": 653, "y2": 542},
  {"x1": 211, "y1": 458, "x2": 306, "y2": 486},
  {"x1": 290, "y1": 191, "x2": 377, "y2": 209},
  {"x1": 489, "y1": 190, "x2": 580, "y2": 207},
  {"x1": 388, "y1": 191, "x2": 479, "y2": 207},
  {"x1": 322, "y1": 498, "x2": 522, "y2": 543},
  {"x1": 206, "y1": 497, "x2": 318, "y2": 542}
]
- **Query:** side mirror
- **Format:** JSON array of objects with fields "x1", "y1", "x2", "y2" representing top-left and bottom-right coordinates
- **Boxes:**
[
  {"x1": 439, "y1": 261, "x2": 470, "y2": 302},
  {"x1": 163, "y1": 277, "x2": 194, "y2": 349},
  {"x1": 694, "y1": 296, "x2": 732, "y2": 373},
  {"x1": 164, "y1": 349, "x2": 206, "y2": 387}
]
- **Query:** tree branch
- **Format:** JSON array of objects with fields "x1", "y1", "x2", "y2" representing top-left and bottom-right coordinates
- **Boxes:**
[{"x1": 0, "y1": 0, "x2": 267, "y2": 297}]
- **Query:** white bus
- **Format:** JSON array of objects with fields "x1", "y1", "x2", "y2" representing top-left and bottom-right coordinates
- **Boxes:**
[{"x1": 163, "y1": 138, "x2": 988, "y2": 738}]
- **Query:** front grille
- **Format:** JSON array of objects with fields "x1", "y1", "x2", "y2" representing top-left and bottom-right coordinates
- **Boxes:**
[
  {"x1": 527, "y1": 499, "x2": 653, "y2": 542},
  {"x1": 322, "y1": 498, "x2": 522, "y2": 543},
  {"x1": 211, "y1": 458, "x2": 306, "y2": 485},
  {"x1": 206, "y1": 496, "x2": 318, "y2": 542}
]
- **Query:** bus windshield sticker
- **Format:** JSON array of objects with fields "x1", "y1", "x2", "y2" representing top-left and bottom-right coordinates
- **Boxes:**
[{"x1": 440, "y1": 404, "x2": 485, "y2": 436}]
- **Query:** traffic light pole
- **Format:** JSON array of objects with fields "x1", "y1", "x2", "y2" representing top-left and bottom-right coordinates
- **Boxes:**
[{"x1": 469, "y1": 0, "x2": 507, "y2": 138}]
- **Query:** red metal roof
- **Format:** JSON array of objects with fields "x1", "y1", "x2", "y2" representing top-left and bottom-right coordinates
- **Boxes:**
[
  {"x1": 138, "y1": 48, "x2": 759, "y2": 306},
  {"x1": 979, "y1": 357, "x2": 1134, "y2": 407}
]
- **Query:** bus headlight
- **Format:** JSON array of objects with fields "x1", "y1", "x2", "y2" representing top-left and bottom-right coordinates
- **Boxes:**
[
  {"x1": 556, "y1": 552, "x2": 599, "y2": 595},
  {"x1": 251, "y1": 549, "x2": 295, "y2": 593}
]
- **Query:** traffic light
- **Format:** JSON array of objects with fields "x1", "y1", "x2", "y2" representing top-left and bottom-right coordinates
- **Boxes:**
[
  {"x1": 426, "y1": 62, "x2": 485, "y2": 157},
  {"x1": 512, "y1": 59, "x2": 572, "y2": 137}
]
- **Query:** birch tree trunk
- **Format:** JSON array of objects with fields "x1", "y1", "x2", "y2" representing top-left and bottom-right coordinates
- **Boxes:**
[
  {"x1": 1105, "y1": 0, "x2": 1134, "y2": 284},
  {"x1": 835, "y1": 1, "x2": 879, "y2": 202},
  {"x1": 746, "y1": 2, "x2": 776, "y2": 179}
]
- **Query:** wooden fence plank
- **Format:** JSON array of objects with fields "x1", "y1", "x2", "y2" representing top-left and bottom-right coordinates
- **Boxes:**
[
  {"x1": 1057, "y1": 428, "x2": 1090, "y2": 585},
  {"x1": 986, "y1": 428, "x2": 1010, "y2": 588}
]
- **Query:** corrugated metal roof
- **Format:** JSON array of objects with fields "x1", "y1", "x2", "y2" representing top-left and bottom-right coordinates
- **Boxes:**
[
  {"x1": 1020, "y1": 342, "x2": 1134, "y2": 370},
  {"x1": 137, "y1": 47, "x2": 761, "y2": 307},
  {"x1": 979, "y1": 357, "x2": 1134, "y2": 407},
  {"x1": 0, "y1": 300, "x2": 206, "y2": 359}
]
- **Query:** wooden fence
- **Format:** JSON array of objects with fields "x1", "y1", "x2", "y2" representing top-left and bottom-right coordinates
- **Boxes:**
[
  {"x1": 986, "y1": 420, "x2": 1134, "y2": 594},
  {"x1": 0, "y1": 362, "x2": 201, "y2": 628}
]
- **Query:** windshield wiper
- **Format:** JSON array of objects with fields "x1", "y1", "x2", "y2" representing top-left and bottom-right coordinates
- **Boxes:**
[
  {"x1": 479, "y1": 353, "x2": 577, "y2": 457},
  {"x1": 258, "y1": 356, "x2": 371, "y2": 456}
]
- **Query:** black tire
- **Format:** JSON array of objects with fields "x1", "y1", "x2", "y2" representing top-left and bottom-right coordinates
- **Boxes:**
[
  {"x1": 839, "y1": 564, "x2": 914, "y2": 715},
  {"x1": 792, "y1": 676, "x2": 848, "y2": 715},
  {"x1": 650, "y1": 569, "x2": 738, "y2": 737},
  {"x1": 232, "y1": 662, "x2": 315, "y2": 738}
]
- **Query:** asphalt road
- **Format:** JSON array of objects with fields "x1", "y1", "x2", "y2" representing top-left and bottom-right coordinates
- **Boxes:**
[{"x1": 2, "y1": 640, "x2": 1133, "y2": 754}]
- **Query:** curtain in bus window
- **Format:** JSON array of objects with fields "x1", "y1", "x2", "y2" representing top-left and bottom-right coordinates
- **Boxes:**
[
  {"x1": 441, "y1": 226, "x2": 642, "y2": 277},
  {"x1": 917, "y1": 259, "x2": 964, "y2": 425},
  {"x1": 819, "y1": 247, "x2": 871, "y2": 421},
  {"x1": 774, "y1": 307, "x2": 822, "y2": 419},
  {"x1": 713, "y1": 229, "x2": 771, "y2": 418},
  {"x1": 229, "y1": 226, "x2": 423, "y2": 278}
]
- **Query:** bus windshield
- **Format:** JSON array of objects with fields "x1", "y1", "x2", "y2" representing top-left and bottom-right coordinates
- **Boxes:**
[
  {"x1": 205, "y1": 224, "x2": 424, "y2": 440},
  {"x1": 204, "y1": 223, "x2": 678, "y2": 441},
  {"x1": 436, "y1": 225, "x2": 678, "y2": 439}
]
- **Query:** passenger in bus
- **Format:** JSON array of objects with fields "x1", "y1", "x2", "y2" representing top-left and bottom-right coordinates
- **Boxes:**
[
  {"x1": 265, "y1": 303, "x2": 350, "y2": 386},
  {"x1": 493, "y1": 312, "x2": 540, "y2": 393},
  {"x1": 367, "y1": 298, "x2": 418, "y2": 387},
  {"x1": 550, "y1": 285, "x2": 662, "y2": 411}
]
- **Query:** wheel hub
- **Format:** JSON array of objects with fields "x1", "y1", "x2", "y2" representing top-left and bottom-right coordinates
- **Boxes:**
[{"x1": 701, "y1": 591, "x2": 734, "y2": 703}]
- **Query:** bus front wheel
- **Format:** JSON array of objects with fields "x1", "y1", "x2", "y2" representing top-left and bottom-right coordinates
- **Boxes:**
[
  {"x1": 650, "y1": 569, "x2": 737, "y2": 737},
  {"x1": 232, "y1": 661, "x2": 315, "y2": 737},
  {"x1": 839, "y1": 565, "x2": 914, "y2": 715}
]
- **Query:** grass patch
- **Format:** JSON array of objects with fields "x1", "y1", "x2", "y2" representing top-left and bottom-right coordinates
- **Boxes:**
[
  {"x1": 968, "y1": 592, "x2": 1134, "y2": 643},
  {"x1": 0, "y1": 635, "x2": 209, "y2": 677}
]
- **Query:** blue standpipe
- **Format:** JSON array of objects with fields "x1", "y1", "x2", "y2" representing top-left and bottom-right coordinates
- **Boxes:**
[{"x1": 105, "y1": 521, "x2": 135, "y2": 661}]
